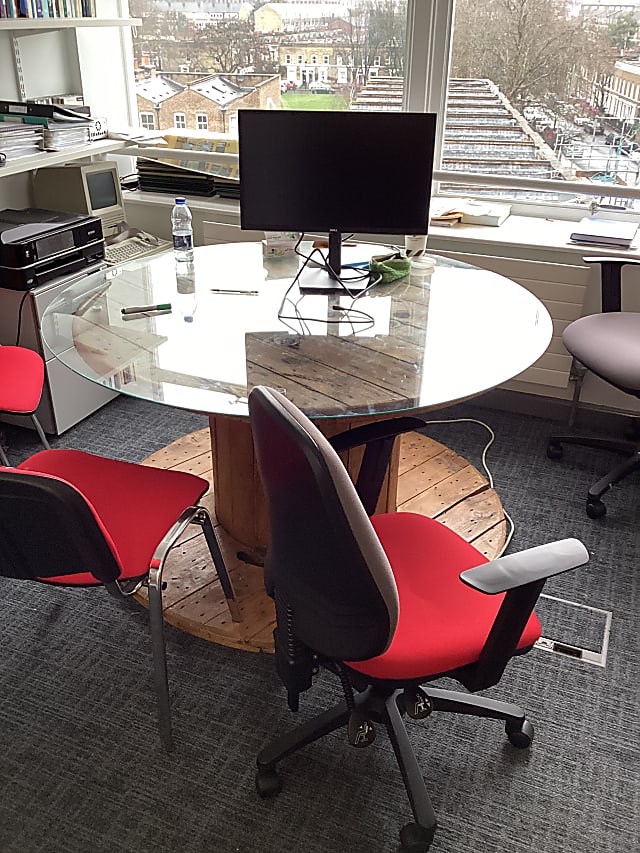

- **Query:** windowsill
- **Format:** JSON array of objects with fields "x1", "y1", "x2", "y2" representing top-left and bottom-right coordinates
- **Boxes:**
[
  {"x1": 427, "y1": 215, "x2": 640, "y2": 260},
  {"x1": 122, "y1": 190, "x2": 640, "y2": 263}
]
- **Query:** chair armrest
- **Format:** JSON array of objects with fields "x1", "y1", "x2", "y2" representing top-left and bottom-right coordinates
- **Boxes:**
[
  {"x1": 329, "y1": 416, "x2": 427, "y2": 452},
  {"x1": 330, "y1": 416, "x2": 428, "y2": 516},
  {"x1": 460, "y1": 538, "x2": 589, "y2": 594},
  {"x1": 456, "y1": 538, "x2": 588, "y2": 692}
]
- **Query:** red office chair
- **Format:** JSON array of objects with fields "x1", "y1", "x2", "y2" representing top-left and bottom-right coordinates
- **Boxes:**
[
  {"x1": 0, "y1": 345, "x2": 50, "y2": 465},
  {"x1": 248, "y1": 386, "x2": 589, "y2": 852},
  {"x1": 0, "y1": 448, "x2": 237, "y2": 752}
]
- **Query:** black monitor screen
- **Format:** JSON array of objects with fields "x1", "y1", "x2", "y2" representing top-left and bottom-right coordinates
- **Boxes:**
[
  {"x1": 86, "y1": 169, "x2": 119, "y2": 210},
  {"x1": 239, "y1": 110, "x2": 437, "y2": 237}
]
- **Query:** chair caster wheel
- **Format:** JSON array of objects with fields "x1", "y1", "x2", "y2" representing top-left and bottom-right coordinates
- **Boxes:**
[
  {"x1": 400, "y1": 822, "x2": 436, "y2": 852},
  {"x1": 255, "y1": 766, "x2": 282, "y2": 798},
  {"x1": 546, "y1": 441, "x2": 563, "y2": 460},
  {"x1": 586, "y1": 499, "x2": 606, "y2": 519},
  {"x1": 506, "y1": 718, "x2": 534, "y2": 749}
]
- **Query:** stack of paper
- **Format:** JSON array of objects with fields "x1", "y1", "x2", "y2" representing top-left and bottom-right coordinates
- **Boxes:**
[
  {"x1": 569, "y1": 217, "x2": 638, "y2": 249},
  {"x1": 0, "y1": 124, "x2": 43, "y2": 163},
  {"x1": 430, "y1": 198, "x2": 511, "y2": 227}
]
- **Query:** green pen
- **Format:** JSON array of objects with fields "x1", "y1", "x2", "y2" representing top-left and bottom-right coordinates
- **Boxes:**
[{"x1": 121, "y1": 303, "x2": 172, "y2": 315}]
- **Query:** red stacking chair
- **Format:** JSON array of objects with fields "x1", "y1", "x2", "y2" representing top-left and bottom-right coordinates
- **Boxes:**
[
  {"x1": 248, "y1": 386, "x2": 589, "y2": 853},
  {"x1": 0, "y1": 345, "x2": 50, "y2": 465},
  {"x1": 0, "y1": 448, "x2": 237, "y2": 752}
]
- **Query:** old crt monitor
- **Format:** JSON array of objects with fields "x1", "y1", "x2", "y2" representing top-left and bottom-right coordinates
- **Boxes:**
[
  {"x1": 238, "y1": 109, "x2": 437, "y2": 289},
  {"x1": 33, "y1": 162, "x2": 125, "y2": 236}
]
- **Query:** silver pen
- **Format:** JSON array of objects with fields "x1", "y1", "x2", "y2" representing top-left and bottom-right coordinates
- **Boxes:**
[{"x1": 210, "y1": 288, "x2": 259, "y2": 295}]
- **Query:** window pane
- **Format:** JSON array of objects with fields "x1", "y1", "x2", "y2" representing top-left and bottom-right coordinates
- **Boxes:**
[
  {"x1": 447, "y1": 0, "x2": 640, "y2": 202},
  {"x1": 130, "y1": 0, "x2": 409, "y2": 135}
]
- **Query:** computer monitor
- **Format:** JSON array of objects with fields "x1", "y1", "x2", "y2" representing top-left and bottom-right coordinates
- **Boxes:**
[
  {"x1": 32, "y1": 162, "x2": 126, "y2": 235},
  {"x1": 238, "y1": 109, "x2": 437, "y2": 288}
]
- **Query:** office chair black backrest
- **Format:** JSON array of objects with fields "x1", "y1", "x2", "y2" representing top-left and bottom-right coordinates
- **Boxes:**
[{"x1": 249, "y1": 385, "x2": 399, "y2": 661}]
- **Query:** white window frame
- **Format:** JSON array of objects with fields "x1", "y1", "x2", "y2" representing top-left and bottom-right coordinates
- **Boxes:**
[
  {"x1": 139, "y1": 112, "x2": 155, "y2": 131},
  {"x1": 174, "y1": 112, "x2": 186, "y2": 129},
  {"x1": 196, "y1": 112, "x2": 209, "y2": 131},
  {"x1": 405, "y1": 1, "x2": 640, "y2": 215}
]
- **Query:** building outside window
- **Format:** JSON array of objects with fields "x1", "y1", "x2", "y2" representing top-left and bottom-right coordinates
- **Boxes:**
[{"x1": 129, "y1": 0, "x2": 640, "y2": 208}]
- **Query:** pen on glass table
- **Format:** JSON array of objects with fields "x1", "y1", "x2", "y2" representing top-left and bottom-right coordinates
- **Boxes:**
[
  {"x1": 122, "y1": 310, "x2": 172, "y2": 321},
  {"x1": 210, "y1": 288, "x2": 259, "y2": 295},
  {"x1": 121, "y1": 304, "x2": 172, "y2": 315}
]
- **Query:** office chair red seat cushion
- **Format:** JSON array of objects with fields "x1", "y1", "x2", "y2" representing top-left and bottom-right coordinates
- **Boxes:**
[
  {"x1": 346, "y1": 512, "x2": 541, "y2": 681},
  {"x1": 0, "y1": 346, "x2": 45, "y2": 414},
  {"x1": 17, "y1": 449, "x2": 210, "y2": 585}
]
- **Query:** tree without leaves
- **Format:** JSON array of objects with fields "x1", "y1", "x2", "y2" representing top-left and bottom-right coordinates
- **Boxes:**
[
  {"x1": 608, "y1": 13, "x2": 639, "y2": 53},
  {"x1": 189, "y1": 19, "x2": 277, "y2": 74},
  {"x1": 451, "y1": 0, "x2": 612, "y2": 105},
  {"x1": 347, "y1": 0, "x2": 406, "y2": 82}
]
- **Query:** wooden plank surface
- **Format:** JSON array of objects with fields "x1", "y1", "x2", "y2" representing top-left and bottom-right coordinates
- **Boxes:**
[{"x1": 137, "y1": 427, "x2": 506, "y2": 653}]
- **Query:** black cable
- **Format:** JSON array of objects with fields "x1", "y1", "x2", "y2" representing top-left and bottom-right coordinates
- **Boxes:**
[
  {"x1": 294, "y1": 233, "x2": 373, "y2": 299},
  {"x1": 277, "y1": 244, "x2": 376, "y2": 334},
  {"x1": 14, "y1": 290, "x2": 31, "y2": 346}
]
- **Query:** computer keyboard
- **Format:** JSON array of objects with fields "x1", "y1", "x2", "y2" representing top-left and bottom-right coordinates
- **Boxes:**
[{"x1": 104, "y1": 236, "x2": 171, "y2": 266}]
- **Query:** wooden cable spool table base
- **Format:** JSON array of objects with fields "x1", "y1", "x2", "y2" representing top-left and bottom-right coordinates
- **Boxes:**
[{"x1": 136, "y1": 427, "x2": 507, "y2": 654}]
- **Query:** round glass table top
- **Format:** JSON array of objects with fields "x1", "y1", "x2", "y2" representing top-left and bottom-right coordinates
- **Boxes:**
[{"x1": 41, "y1": 243, "x2": 552, "y2": 420}]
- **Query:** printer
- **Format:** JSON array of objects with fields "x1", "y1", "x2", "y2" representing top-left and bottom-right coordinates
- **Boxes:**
[{"x1": 0, "y1": 208, "x2": 105, "y2": 291}]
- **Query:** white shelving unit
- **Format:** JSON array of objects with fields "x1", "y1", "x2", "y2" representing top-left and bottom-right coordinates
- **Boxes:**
[
  {"x1": 0, "y1": 10, "x2": 138, "y2": 435},
  {"x1": 0, "y1": 18, "x2": 141, "y2": 31},
  {"x1": 0, "y1": 139, "x2": 129, "y2": 178}
]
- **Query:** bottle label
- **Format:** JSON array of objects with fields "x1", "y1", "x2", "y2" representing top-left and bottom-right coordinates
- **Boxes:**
[{"x1": 173, "y1": 233, "x2": 193, "y2": 252}]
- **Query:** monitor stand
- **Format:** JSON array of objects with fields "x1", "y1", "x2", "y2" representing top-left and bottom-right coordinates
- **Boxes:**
[{"x1": 298, "y1": 234, "x2": 387, "y2": 294}]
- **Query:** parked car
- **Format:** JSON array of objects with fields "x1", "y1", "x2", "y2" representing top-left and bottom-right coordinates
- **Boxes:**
[
  {"x1": 621, "y1": 141, "x2": 640, "y2": 155},
  {"x1": 309, "y1": 82, "x2": 334, "y2": 94}
]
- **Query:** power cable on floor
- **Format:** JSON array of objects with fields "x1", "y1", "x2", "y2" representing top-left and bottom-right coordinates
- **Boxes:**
[{"x1": 421, "y1": 417, "x2": 515, "y2": 556}]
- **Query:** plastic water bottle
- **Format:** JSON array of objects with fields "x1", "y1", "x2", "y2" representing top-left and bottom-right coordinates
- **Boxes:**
[
  {"x1": 176, "y1": 261, "x2": 197, "y2": 323},
  {"x1": 171, "y1": 197, "x2": 194, "y2": 262}
]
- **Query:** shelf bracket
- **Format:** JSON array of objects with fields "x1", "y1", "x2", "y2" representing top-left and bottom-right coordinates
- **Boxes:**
[{"x1": 11, "y1": 33, "x2": 27, "y2": 101}]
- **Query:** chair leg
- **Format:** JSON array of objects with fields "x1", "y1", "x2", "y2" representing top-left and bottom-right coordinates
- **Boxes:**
[
  {"x1": 384, "y1": 691, "x2": 437, "y2": 842},
  {"x1": 147, "y1": 576, "x2": 173, "y2": 752},
  {"x1": 0, "y1": 443, "x2": 9, "y2": 467},
  {"x1": 588, "y1": 452, "x2": 640, "y2": 504},
  {"x1": 426, "y1": 686, "x2": 524, "y2": 719},
  {"x1": 196, "y1": 507, "x2": 242, "y2": 622},
  {"x1": 256, "y1": 687, "x2": 438, "y2": 851},
  {"x1": 548, "y1": 434, "x2": 638, "y2": 457},
  {"x1": 31, "y1": 414, "x2": 50, "y2": 451},
  {"x1": 257, "y1": 699, "x2": 350, "y2": 773}
]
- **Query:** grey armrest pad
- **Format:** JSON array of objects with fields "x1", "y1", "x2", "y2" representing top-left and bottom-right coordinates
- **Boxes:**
[{"x1": 460, "y1": 538, "x2": 589, "y2": 594}]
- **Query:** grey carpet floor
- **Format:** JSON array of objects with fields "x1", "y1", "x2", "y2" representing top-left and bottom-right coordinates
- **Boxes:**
[{"x1": 0, "y1": 396, "x2": 638, "y2": 853}]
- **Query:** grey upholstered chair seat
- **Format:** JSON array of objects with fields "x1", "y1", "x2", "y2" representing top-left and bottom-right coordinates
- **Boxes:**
[
  {"x1": 563, "y1": 312, "x2": 640, "y2": 395},
  {"x1": 548, "y1": 257, "x2": 640, "y2": 519}
]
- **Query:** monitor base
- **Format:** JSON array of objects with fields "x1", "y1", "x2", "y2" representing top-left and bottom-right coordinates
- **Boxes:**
[{"x1": 298, "y1": 266, "x2": 370, "y2": 294}]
